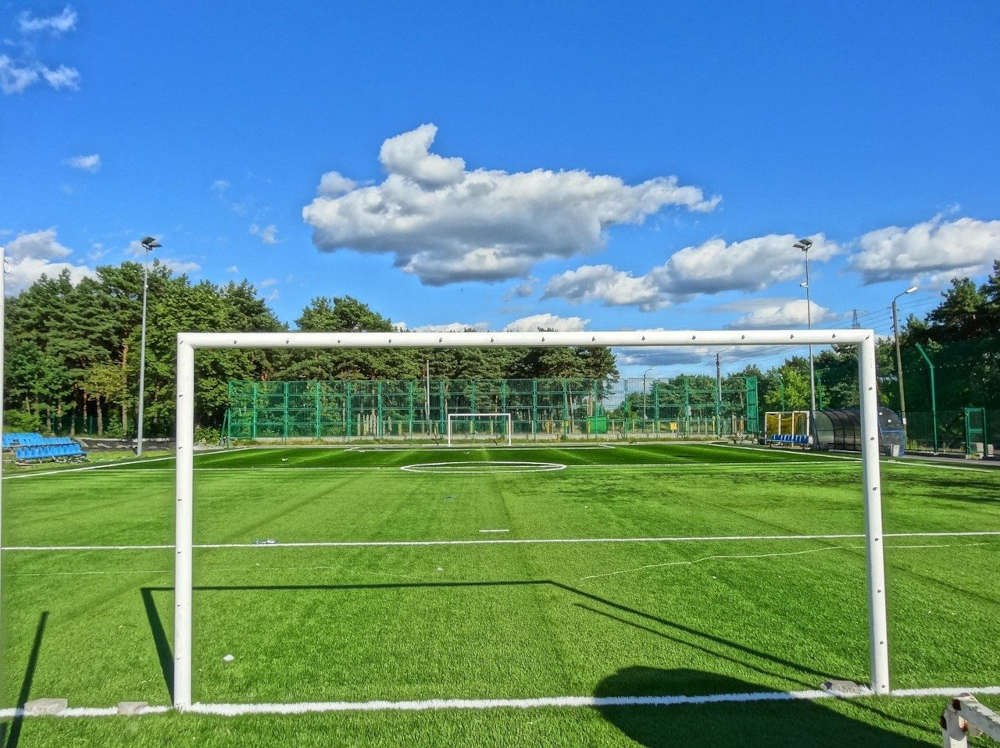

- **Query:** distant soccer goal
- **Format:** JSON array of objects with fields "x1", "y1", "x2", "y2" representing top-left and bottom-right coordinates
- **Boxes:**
[
  {"x1": 765, "y1": 410, "x2": 811, "y2": 439},
  {"x1": 446, "y1": 412, "x2": 513, "y2": 446}
]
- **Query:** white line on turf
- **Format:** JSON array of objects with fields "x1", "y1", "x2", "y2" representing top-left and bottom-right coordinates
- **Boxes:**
[
  {"x1": 579, "y1": 542, "x2": 990, "y2": 580},
  {"x1": 5, "y1": 531, "x2": 999, "y2": 553},
  {"x1": 2, "y1": 448, "x2": 250, "y2": 480},
  {"x1": 1, "y1": 686, "x2": 999, "y2": 718}
]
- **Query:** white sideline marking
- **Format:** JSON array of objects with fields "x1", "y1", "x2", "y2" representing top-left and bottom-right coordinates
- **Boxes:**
[
  {"x1": 2, "y1": 686, "x2": 1000, "y2": 719},
  {"x1": 5, "y1": 530, "x2": 999, "y2": 553},
  {"x1": 401, "y1": 461, "x2": 566, "y2": 474},
  {"x1": 2, "y1": 448, "x2": 250, "y2": 480},
  {"x1": 479, "y1": 529, "x2": 510, "y2": 534}
]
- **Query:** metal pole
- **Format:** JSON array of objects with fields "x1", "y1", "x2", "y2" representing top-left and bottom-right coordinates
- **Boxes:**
[
  {"x1": 892, "y1": 298, "x2": 908, "y2": 446},
  {"x1": 803, "y1": 252, "x2": 817, "y2": 416},
  {"x1": 173, "y1": 339, "x2": 195, "y2": 708},
  {"x1": 715, "y1": 353, "x2": 722, "y2": 437},
  {"x1": 136, "y1": 256, "x2": 149, "y2": 455},
  {"x1": 858, "y1": 333, "x2": 891, "y2": 694},
  {"x1": 915, "y1": 342, "x2": 938, "y2": 452}
]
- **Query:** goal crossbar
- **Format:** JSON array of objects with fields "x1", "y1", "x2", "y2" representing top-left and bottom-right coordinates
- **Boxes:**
[
  {"x1": 447, "y1": 413, "x2": 513, "y2": 446},
  {"x1": 173, "y1": 329, "x2": 888, "y2": 708}
]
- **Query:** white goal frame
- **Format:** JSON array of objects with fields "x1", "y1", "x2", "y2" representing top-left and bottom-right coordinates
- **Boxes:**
[
  {"x1": 173, "y1": 329, "x2": 889, "y2": 709},
  {"x1": 447, "y1": 412, "x2": 513, "y2": 446}
]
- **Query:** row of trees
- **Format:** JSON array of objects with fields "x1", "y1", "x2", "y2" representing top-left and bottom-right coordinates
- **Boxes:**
[
  {"x1": 5, "y1": 258, "x2": 996, "y2": 437},
  {"x1": 3, "y1": 261, "x2": 618, "y2": 436}
]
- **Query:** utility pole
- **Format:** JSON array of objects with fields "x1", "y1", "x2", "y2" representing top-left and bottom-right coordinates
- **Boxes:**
[
  {"x1": 852, "y1": 309, "x2": 860, "y2": 329},
  {"x1": 136, "y1": 236, "x2": 161, "y2": 456},
  {"x1": 892, "y1": 285, "x2": 918, "y2": 445}
]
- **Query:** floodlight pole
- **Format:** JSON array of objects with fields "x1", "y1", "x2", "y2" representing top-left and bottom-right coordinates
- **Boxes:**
[
  {"x1": 891, "y1": 286, "x2": 918, "y2": 447},
  {"x1": 0, "y1": 247, "x2": 6, "y2": 658},
  {"x1": 136, "y1": 237, "x2": 161, "y2": 456},
  {"x1": 172, "y1": 328, "x2": 891, "y2": 709},
  {"x1": 795, "y1": 239, "x2": 817, "y2": 417}
]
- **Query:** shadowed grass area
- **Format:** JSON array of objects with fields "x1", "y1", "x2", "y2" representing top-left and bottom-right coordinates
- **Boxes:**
[{"x1": 2, "y1": 444, "x2": 998, "y2": 745}]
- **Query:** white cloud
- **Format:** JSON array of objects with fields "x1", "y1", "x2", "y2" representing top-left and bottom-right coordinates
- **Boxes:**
[
  {"x1": 65, "y1": 153, "x2": 100, "y2": 172},
  {"x1": 250, "y1": 223, "x2": 279, "y2": 244},
  {"x1": 616, "y1": 344, "x2": 797, "y2": 368},
  {"x1": 226, "y1": 265, "x2": 239, "y2": 273},
  {"x1": 544, "y1": 233, "x2": 839, "y2": 309},
  {"x1": 211, "y1": 179, "x2": 231, "y2": 193},
  {"x1": 258, "y1": 278, "x2": 278, "y2": 288},
  {"x1": 504, "y1": 277, "x2": 538, "y2": 301},
  {"x1": 849, "y1": 215, "x2": 1000, "y2": 284},
  {"x1": 543, "y1": 264, "x2": 663, "y2": 310},
  {"x1": 6, "y1": 228, "x2": 72, "y2": 260},
  {"x1": 404, "y1": 321, "x2": 490, "y2": 332},
  {"x1": 2, "y1": 228, "x2": 92, "y2": 294},
  {"x1": 303, "y1": 124, "x2": 720, "y2": 286},
  {"x1": 504, "y1": 313, "x2": 589, "y2": 332},
  {"x1": 39, "y1": 64, "x2": 79, "y2": 89},
  {"x1": 317, "y1": 170, "x2": 357, "y2": 196},
  {"x1": 0, "y1": 55, "x2": 80, "y2": 94},
  {"x1": 19, "y1": 6, "x2": 78, "y2": 34},
  {"x1": 719, "y1": 298, "x2": 835, "y2": 329},
  {"x1": 161, "y1": 258, "x2": 201, "y2": 274}
]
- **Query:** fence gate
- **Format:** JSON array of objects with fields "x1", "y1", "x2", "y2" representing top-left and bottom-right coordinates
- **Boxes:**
[{"x1": 964, "y1": 407, "x2": 987, "y2": 455}]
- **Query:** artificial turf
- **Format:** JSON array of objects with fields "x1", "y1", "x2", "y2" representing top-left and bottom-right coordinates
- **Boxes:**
[{"x1": 1, "y1": 442, "x2": 998, "y2": 745}]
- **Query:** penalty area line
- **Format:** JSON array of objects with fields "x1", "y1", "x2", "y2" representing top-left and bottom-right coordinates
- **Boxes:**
[{"x1": 2, "y1": 686, "x2": 1000, "y2": 719}]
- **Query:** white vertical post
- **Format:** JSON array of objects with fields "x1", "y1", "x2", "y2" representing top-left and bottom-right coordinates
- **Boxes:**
[
  {"x1": 858, "y1": 334, "x2": 891, "y2": 694},
  {"x1": 174, "y1": 339, "x2": 195, "y2": 708}
]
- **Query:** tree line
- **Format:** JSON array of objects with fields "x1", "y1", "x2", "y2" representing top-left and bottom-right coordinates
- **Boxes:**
[
  {"x1": 4, "y1": 258, "x2": 996, "y2": 437},
  {"x1": 3, "y1": 261, "x2": 617, "y2": 436}
]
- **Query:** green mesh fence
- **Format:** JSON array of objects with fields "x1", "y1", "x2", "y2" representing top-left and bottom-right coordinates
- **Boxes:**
[{"x1": 226, "y1": 376, "x2": 759, "y2": 442}]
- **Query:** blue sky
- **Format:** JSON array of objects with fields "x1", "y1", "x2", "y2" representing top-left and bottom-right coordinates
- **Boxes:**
[{"x1": 2, "y1": 0, "x2": 998, "y2": 376}]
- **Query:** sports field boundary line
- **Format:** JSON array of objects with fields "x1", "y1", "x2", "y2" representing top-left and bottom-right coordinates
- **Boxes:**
[
  {"x1": 1, "y1": 685, "x2": 999, "y2": 719},
  {"x1": 1, "y1": 448, "x2": 250, "y2": 480},
  {"x1": 5, "y1": 530, "x2": 999, "y2": 553}
]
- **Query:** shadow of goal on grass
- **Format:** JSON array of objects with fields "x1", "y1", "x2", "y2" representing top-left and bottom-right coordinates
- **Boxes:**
[
  {"x1": 594, "y1": 667, "x2": 928, "y2": 747},
  {"x1": 2, "y1": 611, "x2": 48, "y2": 748},
  {"x1": 140, "y1": 580, "x2": 854, "y2": 704}
]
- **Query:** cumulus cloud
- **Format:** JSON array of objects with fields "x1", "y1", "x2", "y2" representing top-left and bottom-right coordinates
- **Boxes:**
[
  {"x1": 720, "y1": 298, "x2": 835, "y2": 329},
  {"x1": 849, "y1": 215, "x2": 1000, "y2": 284},
  {"x1": 504, "y1": 313, "x2": 589, "y2": 332},
  {"x1": 250, "y1": 223, "x2": 279, "y2": 244},
  {"x1": 226, "y1": 264, "x2": 239, "y2": 273},
  {"x1": 258, "y1": 278, "x2": 277, "y2": 288},
  {"x1": 3, "y1": 228, "x2": 92, "y2": 294},
  {"x1": 160, "y1": 258, "x2": 201, "y2": 274},
  {"x1": 504, "y1": 277, "x2": 538, "y2": 301},
  {"x1": 0, "y1": 55, "x2": 80, "y2": 94},
  {"x1": 545, "y1": 233, "x2": 838, "y2": 310},
  {"x1": 19, "y1": 6, "x2": 78, "y2": 34},
  {"x1": 303, "y1": 124, "x2": 719, "y2": 286},
  {"x1": 403, "y1": 321, "x2": 490, "y2": 332},
  {"x1": 65, "y1": 153, "x2": 100, "y2": 172},
  {"x1": 317, "y1": 170, "x2": 357, "y2": 195}
]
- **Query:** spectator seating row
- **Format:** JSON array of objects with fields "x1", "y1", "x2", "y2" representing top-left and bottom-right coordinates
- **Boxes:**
[
  {"x1": 14, "y1": 442, "x2": 87, "y2": 463},
  {"x1": 769, "y1": 433, "x2": 811, "y2": 446},
  {"x1": 3, "y1": 432, "x2": 78, "y2": 448}
]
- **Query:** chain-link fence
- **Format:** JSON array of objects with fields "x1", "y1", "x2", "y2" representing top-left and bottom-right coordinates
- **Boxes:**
[{"x1": 225, "y1": 376, "x2": 759, "y2": 443}]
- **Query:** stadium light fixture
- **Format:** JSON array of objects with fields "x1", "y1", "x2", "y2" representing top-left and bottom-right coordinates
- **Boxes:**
[
  {"x1": 892, "y1": 285, "x2": 919, "y2": 445},
  {"x1": 136, "y1": 237, "x2": 161, "y2": 457},
  {"x1": 794, "y1": 238, "x2": 817, "y2": 416}
]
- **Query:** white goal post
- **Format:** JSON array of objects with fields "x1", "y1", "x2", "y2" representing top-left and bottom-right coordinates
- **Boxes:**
[
  {"x1": 173, "y1": 329, "x2": 889, "y2": 709},
  {"x1": 447, "y1": 412, "x2": 513, "y2": 446}
]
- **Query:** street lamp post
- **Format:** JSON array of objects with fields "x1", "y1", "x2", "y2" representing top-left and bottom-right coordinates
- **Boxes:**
[
  {"x1": 892, "y1": 285, "x2": 918, "y2": 446},
  {"x1": 136, "y1": 236, "x2": 161, "y2": 457},
  {"x1": 793, "y1": 239, "x2": 817, "y2": 416},
  {"x1": 642, "y1": 368, "x2": 654, "y2": 429}
]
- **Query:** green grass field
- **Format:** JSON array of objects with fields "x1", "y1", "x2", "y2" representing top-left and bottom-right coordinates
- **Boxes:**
[{"x1": 2, "y1": 443, "x2": 998, "y2": 746}]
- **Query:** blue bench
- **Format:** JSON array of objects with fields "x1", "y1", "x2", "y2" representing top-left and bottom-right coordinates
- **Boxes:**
[
  {"x1": 769, "y1": 433, "x2": 811, "y2": 446},
  {"x1": 14, "y1": 441, "x2": 87, "y2": 463}
]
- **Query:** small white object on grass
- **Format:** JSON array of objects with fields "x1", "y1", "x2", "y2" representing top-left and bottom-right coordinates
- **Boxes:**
[
  {"x1": 223, "y1": 654, "x2": 234, "y2": 662},
  {"x1": 436, "y1": 566, "x2": 444, "y2": 572}
]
